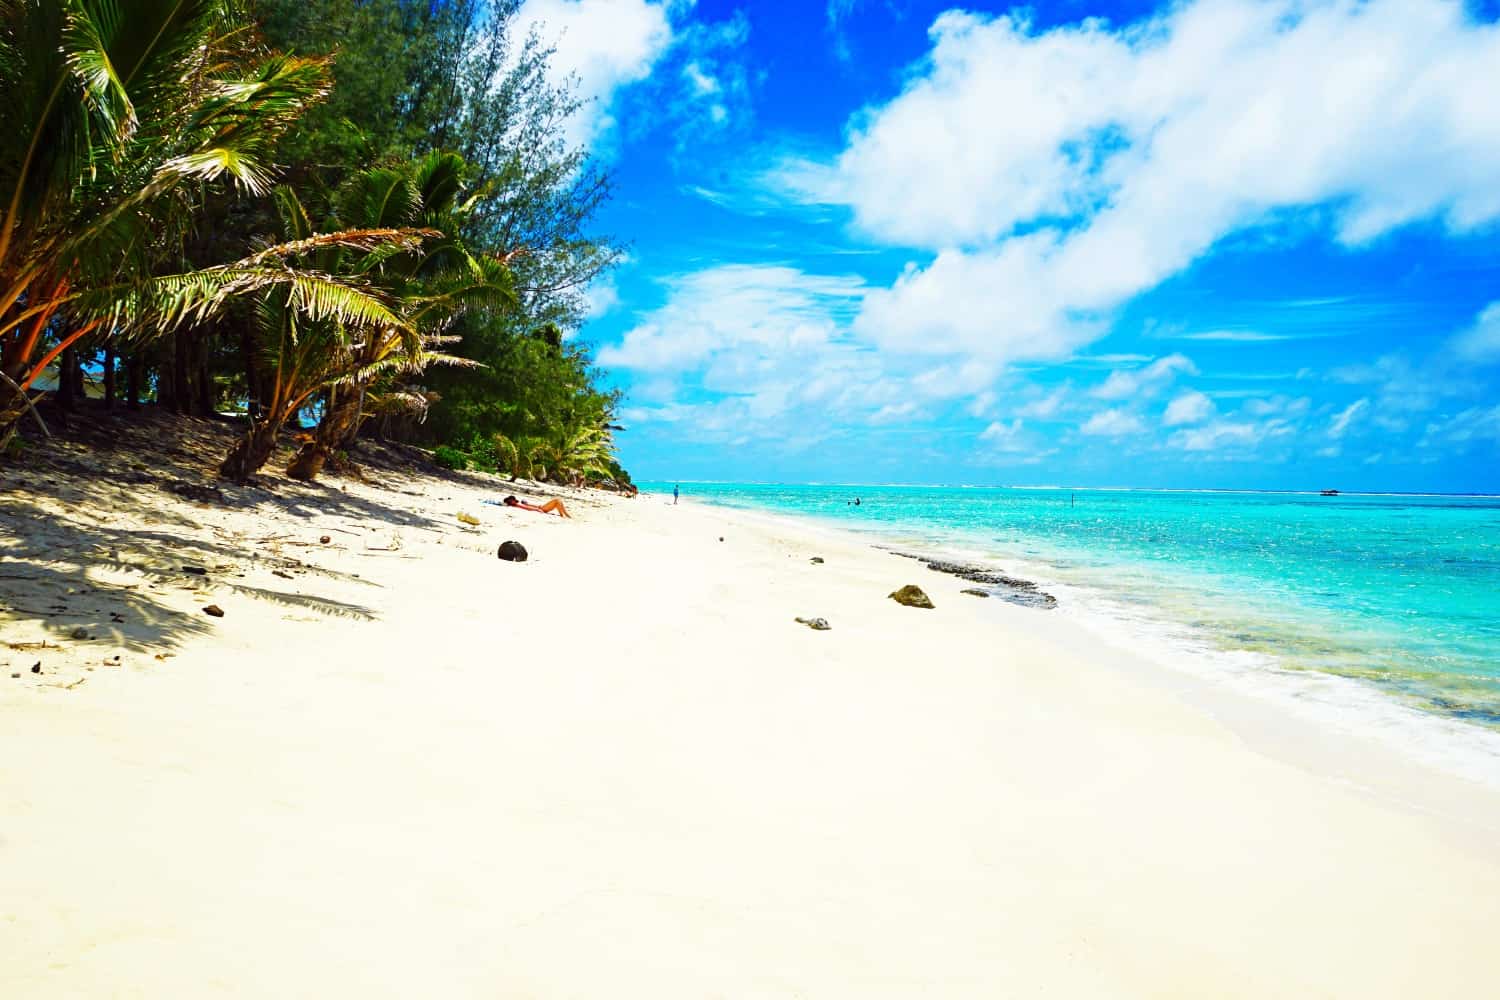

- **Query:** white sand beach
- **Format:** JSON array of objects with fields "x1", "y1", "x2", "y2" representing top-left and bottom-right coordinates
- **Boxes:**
[{"x1": 5, "y1": 454, "x2": 1500, "y2": 998}]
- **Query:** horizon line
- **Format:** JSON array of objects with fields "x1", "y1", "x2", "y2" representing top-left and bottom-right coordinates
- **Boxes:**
[{"x1": 636, "y1": 481, "x2": 1500, "y2": 499}]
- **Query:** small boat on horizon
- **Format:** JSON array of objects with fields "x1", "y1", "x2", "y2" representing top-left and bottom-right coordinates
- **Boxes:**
[{"x1": 1320, "y1": 488, "x2": 1340, "y2": 496}]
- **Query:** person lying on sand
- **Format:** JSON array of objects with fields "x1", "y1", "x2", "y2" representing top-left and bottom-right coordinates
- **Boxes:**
[{"x1": 502, "y1": 495, "x2": 571, "y2": 518}]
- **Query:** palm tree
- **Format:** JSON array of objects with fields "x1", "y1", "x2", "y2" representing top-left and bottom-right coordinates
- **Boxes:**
[
  {"x1": 552, "y1": 421, "x2": 617, "y2": 484},
  {"x1": 285, "y1": 151, "x2": 513, "y2": 480},
  {"x1": 0, "y1": 0, "x2": 331, "y2": 438},
  {"x1": 491, "y1": 431, "x2": 546, "y2": 480},
  {"x1": 217, "y1": 188, "x2": 424, "y2": 482},
  {"x1": 492, "y1": 415, "x2": 618, "y2": 485}
]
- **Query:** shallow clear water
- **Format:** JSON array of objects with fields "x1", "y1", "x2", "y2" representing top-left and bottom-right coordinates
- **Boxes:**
[{"x1": 651, "y1": 483, "x2": 1500, "y2": 729}]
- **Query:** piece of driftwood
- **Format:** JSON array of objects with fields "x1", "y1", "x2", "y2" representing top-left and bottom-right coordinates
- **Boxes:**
[{"x1": 0, "y1": 369, "x2": 52, "y2": 440}]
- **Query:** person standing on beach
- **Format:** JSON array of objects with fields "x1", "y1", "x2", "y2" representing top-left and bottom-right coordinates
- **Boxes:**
[{"x1": 673, "y1": 484, "x2": 680, "y2": 505}]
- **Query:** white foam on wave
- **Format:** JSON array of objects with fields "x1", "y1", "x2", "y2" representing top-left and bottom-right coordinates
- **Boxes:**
[
  {"x1": 698, "y1": 495, "x2": 1500, "y2": 793},
  {"x1": 1065, "y1": 582, "x2": 1500, "y2": 785},
  {"x1": 929, "y1": 535, "x2": 1500, "y2": 793}
]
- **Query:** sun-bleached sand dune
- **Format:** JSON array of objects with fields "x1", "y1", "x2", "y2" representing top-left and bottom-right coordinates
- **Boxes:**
[{"x1": 4, "y1": 452, "x2": 1500, "y2": 998}]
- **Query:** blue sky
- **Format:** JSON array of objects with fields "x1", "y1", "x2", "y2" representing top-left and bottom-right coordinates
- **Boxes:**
[{"x1": 519, "y1": 0, "x2": 1500, "y2": 491}]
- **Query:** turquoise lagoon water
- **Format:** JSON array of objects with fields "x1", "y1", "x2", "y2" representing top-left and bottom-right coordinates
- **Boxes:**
[{"x1": 653, "y1": 483, "x2": 1500, "y2": 732}]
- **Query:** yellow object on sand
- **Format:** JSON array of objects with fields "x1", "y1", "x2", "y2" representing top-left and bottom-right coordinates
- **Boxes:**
[{"x1": 457, "y1": 512, "x2": 480, "y2": 526}]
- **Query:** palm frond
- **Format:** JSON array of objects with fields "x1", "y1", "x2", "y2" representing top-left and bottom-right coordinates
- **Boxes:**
[
  {"x1": 364, "y1": 387, "x2": 440, "y2": 421},
  {"x1": 340, "y1": 166, "x2": 420, "y2": 230},
  {"x1": 61, "y1": 1, "x2": 135, "y2": 141},
  {"x1": 241, "y1": 228, "x2": 435, "y2": 268},
  {"x1": 414, "y1": 150, "x2": 468, "y2": 217}
]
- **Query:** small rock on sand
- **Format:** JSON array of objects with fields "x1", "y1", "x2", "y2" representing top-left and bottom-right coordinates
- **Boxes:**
[
  {"x1": 319, "y1": 535, "x2": 331, "y2": 544},
  {"x1": 810, "y1": 557, "x2": 824, "y2": 564},
  {"x1": 961, "y1": 588, "x2": 989, "y2": 597},
  {"x1": 889, "y1": 585, "x2": 935, "y2": 609},
  {"x1": 202, "y1": 604, "x2": 225, "y2": 618},
  {"x1": 497, "y1": 540, "x2": 529, "y2": 562},
  {"x1": 795, "y1": 617, "x2": 831, "y2": 631}
]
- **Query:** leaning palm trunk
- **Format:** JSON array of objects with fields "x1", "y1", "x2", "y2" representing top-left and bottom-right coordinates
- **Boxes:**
[
  {"x1": 286, "y1": 385, "x2": 363, "y2": 480},
  {"x1": 0, "y1": 378, "x2": 32, "y2": 435},
  {"x1": 0, "y1": 398, "x2": 24, "y2": 439},
  {"x1": 0, "y1": 369, "x2": 48, "y2": 451},
  {"x1": 221, "y1": 375, "x2": 324, "y2": 483},
  {"x1": 327, "y1": 387, "x2": 366, "y2": 452},
  {"x1": 221, "y1": 374, "x2": 307, "y2": 483},
  {"x1": 220, "y1": 420, "x2": 282, "y2": 483}
]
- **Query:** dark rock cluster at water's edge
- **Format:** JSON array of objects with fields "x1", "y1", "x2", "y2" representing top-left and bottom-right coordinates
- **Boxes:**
[{"x1": 885, "y1": 550, "x2": 1058, "y2": 609}]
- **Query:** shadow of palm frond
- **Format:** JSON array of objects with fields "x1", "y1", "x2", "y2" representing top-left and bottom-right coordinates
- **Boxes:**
[
  {"x1": 0, "y1": 565, "x2": 215, "y2": 655},
  {"x1": 225, "y1": 583, "x2": 377, "y2": 621},
  {"x1": 2, "y1": 426, "x2": 385, "y2": 652},
  {"x1": 0, "y1": 510, "x2": 219, "y2": 656}
]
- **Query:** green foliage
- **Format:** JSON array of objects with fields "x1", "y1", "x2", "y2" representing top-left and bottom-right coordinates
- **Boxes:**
[
  {"x1": 217, "y1": 189, "x2": 426, "y2": 480},
  {"x1": 419, "y1": 315, "x2": 623, "y2": 484},
  {"x1": 249, "y1": 0, "x2": 619, "y2": 328},
  {"x1": 490, "y1": 433, "x2": 520, "y2": 477},
  {"x1": 251, "y1": 0, "x2": 486, "y2": 169},
  {"x1": 1, "y1": 0, "x2": 335, "y2": 430},
  {"x1": 605, "y1": 459, "x2": 635, "y2": 490},
  {"x1": 431, "y1": 444, "x2": 467, "y2": 470},
  {"x1": 463, "y1": 434, "x2": 501, "y2": 473},
  {"x1": 247, "y1": 0, "x2": 623, "y2": 478},
  {"x1": 2, "y1": 0, "x2": 632, "y2": 486},
  {"x1": 286, "y1": 149, "x2": 512, "y2": 476}
]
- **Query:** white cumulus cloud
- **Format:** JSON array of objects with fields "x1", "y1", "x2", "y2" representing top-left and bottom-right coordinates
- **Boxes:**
[
  {"x1": 582, "y1": 273, "x2": 621, "y2": 320},
  {"x1": 1163, "y1": 389, "x2": 1216, "y2": 427},
  {"x1": 516, "y1": 0, "x2": 676, "y2": 147},
  {"x1": 1168, "y1": 416, "x2": 1298, "y2": 454},
  {"x1": 1015, "y1": 385, "x2": 1070, "y2": 419},
  {"x1": 785, "y1": 0, "x2": 1500, "y2": 369},
  {"x1": 1080, "y1": 408, "x2": 1147, "y2": 437},
  {"x1": 978, "y1": 418, "x2": 1025, "y2": 450},
  {"x1": 600, "y1": 264, "x2": 866, "y2": 374},
  {"x1": 1451, "y1": 301, "x2": 1500, "y2": 364},
  {"x1": 1093, "y1": 353, "x2": 1198, "y2": 400},
  {"x1": 600, "y1": 264, "x2": 938, "y2": 440}
]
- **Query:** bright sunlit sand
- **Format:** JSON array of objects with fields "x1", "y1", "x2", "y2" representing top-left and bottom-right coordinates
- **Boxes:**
[{"x1": 5, "y1": 445, "x2": 1500, "y2": 998}]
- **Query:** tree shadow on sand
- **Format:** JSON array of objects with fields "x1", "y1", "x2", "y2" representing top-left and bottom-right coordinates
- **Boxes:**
[
  {"x1": 0, "y1": 427, "x2": 405, "y2": 668},
  {"x1": 1, "y1": 488, "x2": 378, "y2": 661},
  {"x1": 1, "y1": 405, "x2": 596, "y2": 674}
]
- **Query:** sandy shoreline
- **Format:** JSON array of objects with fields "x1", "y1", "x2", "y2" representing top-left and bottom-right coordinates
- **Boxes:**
[{"x1": 5, "y1": 455, "x2": 1500, "y2": 996}]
